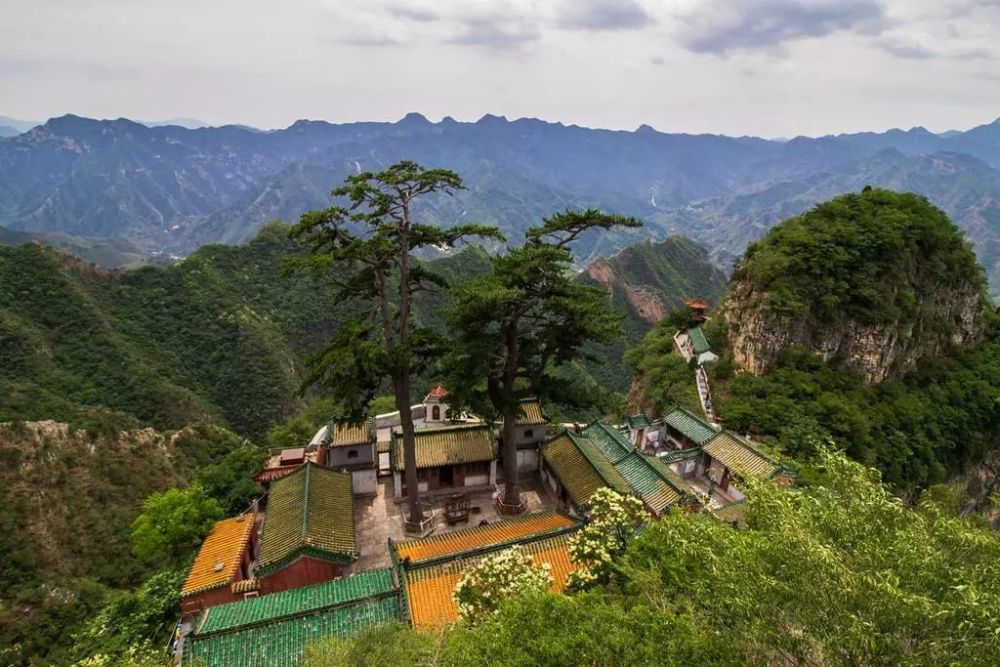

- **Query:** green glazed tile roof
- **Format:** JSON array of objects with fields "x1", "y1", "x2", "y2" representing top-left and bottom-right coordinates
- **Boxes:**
[
  {"x1": 663, "y1": 407, "x2": 718, "y2": 445},
  {"x1": 541, "y1": 431, "x2": 631, "y2": 507},
  {"x1": 623, "y1": 414, "x2": 651, "y2": 429},
  {"x1": 390, "y1": 423, "x2": 494, "y2": 471},
  {"x1": 688, "y1": 326, "x2": 711, "y2": 354},
  {"x1": 703, "y1": 431, "x2": 779, "y2": 479},
  {"x1": 644, "y1": 454, "x2": 700, "y2": 500},
  {"x1": 196, "y1": 569, "x2": 395, "y2": 634},
  {"x1": 571, "y1": 433, "x2": 632, "y2": 496},
  {"x1": 614, "y1": 452, "x2": 682, "y2": 514},
  {"x1": 581, "y1": 421, "x2": 633, "y2": 464},
  {"x1": 256, "y1": 463, "x2": 355, "y2": 574},
  {"x1": 657, "y1": 447, "x2": 702, "y2": 464},
  {"x1": 186, "y1": 595, "x2": 401, "y2": 667}
]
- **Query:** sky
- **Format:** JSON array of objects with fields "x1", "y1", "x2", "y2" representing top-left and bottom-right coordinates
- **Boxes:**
[{"x1": 1, "y1": 0, "x2": 999, "y2": 138}]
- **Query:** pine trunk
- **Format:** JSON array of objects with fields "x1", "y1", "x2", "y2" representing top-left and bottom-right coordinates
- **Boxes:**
[
  {"x1": 395, "y1": 375, "x2": 422, "y2": 524},
  {"x1": 501, "y1": 403, "x2": 521, "y2": 507}
]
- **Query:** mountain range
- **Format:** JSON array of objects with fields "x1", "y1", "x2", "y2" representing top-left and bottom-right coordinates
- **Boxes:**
[{"x1": 2, "y1": 112, "x2": 1000, "y2": 296}]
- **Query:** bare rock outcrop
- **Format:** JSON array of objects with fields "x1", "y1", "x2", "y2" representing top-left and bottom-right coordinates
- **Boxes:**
[{"x1": 722, "y1": 276, "x2": 986, "y2": 384}]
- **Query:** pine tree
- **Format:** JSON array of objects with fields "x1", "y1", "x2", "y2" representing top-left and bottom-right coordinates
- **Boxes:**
[
  {"x1": 291, "y1": 161, "x2": 501, "y2": 523},
  {"x1": 446, "y1": 210, "x2": 641, "y2": 508}
]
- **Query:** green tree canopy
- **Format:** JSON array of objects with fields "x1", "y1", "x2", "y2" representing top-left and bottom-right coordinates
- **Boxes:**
[
  {"x1": 130, "y1": 486, "x2": 222, "y2": 568},
  {"x1": 445, "y1": 209, "x2": 641, "y2": 506},
  {"x1": 289, "y1": 161, "x2": 502, "y2": 522}
]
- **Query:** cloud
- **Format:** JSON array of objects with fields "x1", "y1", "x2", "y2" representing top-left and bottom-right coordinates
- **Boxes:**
[
  {"x1": 879, "y1": 36, "x2": 934, "y2": 59},
  {"x1": 444, "y1": 14, "x2": 541, "y2": 49},
  {"x1": 384, "y1": 3, "x2": 438, "y2": 22},
  {"x1": 557, "y1": 0, "x2": 654, "y2": 31},
  {"x1": 674, "y1": 0, "x2": 888, "y2": 55}
]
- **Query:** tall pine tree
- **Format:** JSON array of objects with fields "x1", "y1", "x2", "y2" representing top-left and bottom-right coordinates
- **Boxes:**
[
  {"x1": 445, "y1": 209, "x2": 641, "y2": 508},
  {"x1": 291, "y1": 161, "x2": 501, "y2": 523}
]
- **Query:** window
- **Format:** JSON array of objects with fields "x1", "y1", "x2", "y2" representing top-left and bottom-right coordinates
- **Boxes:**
[
  {"x1": 347, "y1": 449, "x2": 359, "y2": 459},
  {"x1": 524, "y1": 429, "x2": 534, "y2": 438},
  {"x1": 432, "y1": 405, "x2": 440, "y2": 420}
]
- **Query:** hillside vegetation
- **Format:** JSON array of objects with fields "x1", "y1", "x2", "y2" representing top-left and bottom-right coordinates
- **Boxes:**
[
  {"x1": 722, "y1": 190, "x2": 989, "y2": 383},
  {"x1": 627, "y1": 190, "x2": 1000, "y2": 490},
  {"x1": 0, "y1": 224, "x2": 492, "y2": 439},
  {"x1": 579, "y1": 236, "x2": 728, "y2": 392},
  {"x1": 306, "y1": 450, "x2": 1000, "y2": 666}
]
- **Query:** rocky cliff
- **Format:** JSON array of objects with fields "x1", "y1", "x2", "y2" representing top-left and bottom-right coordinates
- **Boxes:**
[{"x1": 721, "y1": 189, "x2": 990, "y2": 384}]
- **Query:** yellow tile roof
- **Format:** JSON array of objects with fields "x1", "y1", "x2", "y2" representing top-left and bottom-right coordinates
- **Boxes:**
[
  {"x1": 394, "y1": 510, "x2": 575, "y2": 564},
  {"x1": 703, "y1": 431, "x2": 779, "y2": 478},
  {"x1": 515, "y1": 400, "x2": 548, "y2": 425},
  {"x1": 541, "y1": 433, "x2": 607, "y2": 507},
  {"x1": 404, "y1": 532, "x2": 576, "y2": 628},
  {"x1": 181, "y1": 516, "x2": 255, "y2": 597},
  {"x1": 328, "y1": 420, "x2": 373, "y2": 448},
  {"x1": 391, "y1": 424, "x2": 494, "y2": 471},
  {"x1": 257, "y1": 463, "x2": 355, "y2": 574}
]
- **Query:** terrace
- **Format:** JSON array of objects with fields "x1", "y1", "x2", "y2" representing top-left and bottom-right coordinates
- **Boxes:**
[{"x1": 353, "y1": 478, "x2": 558, "y2": 572}]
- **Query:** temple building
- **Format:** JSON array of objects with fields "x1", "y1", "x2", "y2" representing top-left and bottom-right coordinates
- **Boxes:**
[
  {"x1": 390, "y1": 423, "x2": 497, "y2": 498},
  {"x1": 255, "y1": 446, "x2": 326, "y2": 484},
  {"x1": 684, "y1": 297, "x2": 709, "y2": 323},
  {"x1": 179, "y1": 515, "x2": 257, "y2": 616},
  {"x1": 505, "y1": 398, "x2": 549, "y2": 473},
  {"x1": 324, "y1": 418, "x2": 378, "y2": 496},
  {"x1": 423, "y1": 383, "x2": 451, "y2": 423},
  {"x1": 662, "y1": 407, "x2": 719, "y2": 451},
  {"x1": 701, "y1": 430, "x2": 796, "y2": 493},
  {"x1": 184, "y1": 568, "x2": 402, "y2": 667},
  {"x1": 391, "y1": 510, "x2": 580, "y2": 628},
  {"x1": 255, "y1": 463, "x2": 356, "y2": 594},
  {"x1": 540, "y1": 422, "x2": 696, "y2": 517}
]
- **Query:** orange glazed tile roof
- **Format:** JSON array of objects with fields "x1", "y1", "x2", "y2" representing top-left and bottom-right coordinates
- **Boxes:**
[
  {"x1": 394, "y1": 510, "x2": 575, "y2": 564},
  {"x1": 404, "y1": 532, "x2": 576, "y2": 629},
  {"x1": 181, "y1": 515, "x2": 255, "y2": 598},
  {"x1": 427, "y1": 383, "x2": 449, "y2": 399}
]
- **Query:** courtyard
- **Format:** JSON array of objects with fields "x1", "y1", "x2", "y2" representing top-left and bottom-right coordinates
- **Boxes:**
[{"x1": 353, "y1": 476, "x2": 559, "y2": 571}]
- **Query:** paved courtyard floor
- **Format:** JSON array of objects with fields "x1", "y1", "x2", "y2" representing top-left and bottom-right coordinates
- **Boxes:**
[{"x1": 353, "y1": 476, "x2": 559, "y2": 571}]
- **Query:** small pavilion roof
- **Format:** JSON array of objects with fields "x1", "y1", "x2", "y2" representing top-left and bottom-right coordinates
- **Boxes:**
[
  {"x1": 326, "y1": 419, "x2": 374, "y2": 448},
  {"x1": 514, "y1": 399, "x2": 548, "y2": 425}
]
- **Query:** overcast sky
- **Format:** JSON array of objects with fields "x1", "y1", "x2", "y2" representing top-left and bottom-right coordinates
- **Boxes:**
[{"x1": 2, "y1": 0, "x2": 999, "y2": 137}]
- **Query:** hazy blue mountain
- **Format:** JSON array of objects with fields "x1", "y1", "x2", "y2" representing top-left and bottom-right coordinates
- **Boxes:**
[
  {"x1": 3, "y1": 112, "x2": 1000, "y2": 292},
  {"x1": 138, "y1": 117, "x2": 212, "y2": 129},
  {"x1": 0, "y1": 115, "x2": 40, "y2": 133}
]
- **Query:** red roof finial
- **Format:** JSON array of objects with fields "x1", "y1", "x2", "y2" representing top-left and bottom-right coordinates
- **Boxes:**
[{"x1": 428, "y1": 383, "x2": 449, "y2": 399}]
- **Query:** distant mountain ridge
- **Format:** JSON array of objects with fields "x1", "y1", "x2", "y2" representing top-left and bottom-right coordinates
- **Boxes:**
[{"x1": 3, "y1": 112, "x2": 1000, "y2": 294}]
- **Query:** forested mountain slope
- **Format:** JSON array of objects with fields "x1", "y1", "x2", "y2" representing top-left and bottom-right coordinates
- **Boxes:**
[{"x1": 0, "y1": 225, "x2": 719, "y2": 436}]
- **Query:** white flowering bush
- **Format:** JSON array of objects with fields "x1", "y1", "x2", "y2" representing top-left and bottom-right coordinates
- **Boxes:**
[
  {"x1": 453, "y1": 545, "x2": 552, "y2": 624},
  {"x1": 567, "y1": 487, "x2": 646, "y2": 591}
]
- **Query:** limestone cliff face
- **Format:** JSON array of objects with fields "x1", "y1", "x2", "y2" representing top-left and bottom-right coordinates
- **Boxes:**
[{"x1": 722, "y1": 276, "x2": 986, "y2": 384}]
